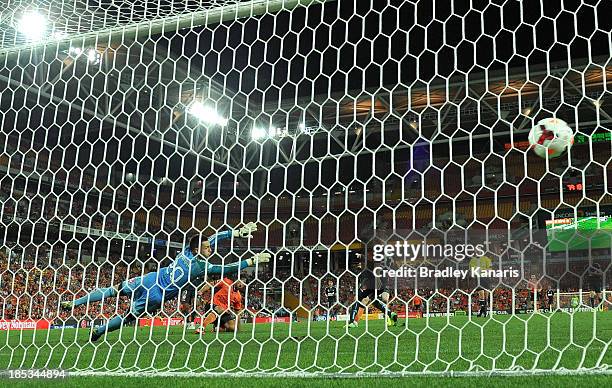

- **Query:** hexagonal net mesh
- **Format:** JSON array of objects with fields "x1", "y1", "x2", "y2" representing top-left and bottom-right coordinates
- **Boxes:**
[
  {"x1": 0, "y1": 0, "x2": 251, "y2": 50},
  {"x1": 0, "y1": 0, "x2": 611, "y2": 378}
]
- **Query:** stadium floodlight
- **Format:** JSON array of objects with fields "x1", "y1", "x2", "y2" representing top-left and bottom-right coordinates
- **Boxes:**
[
  {"x1": 16, "y1": 11, "x2": 48, "y2": 42},
  {"x1": 187, "y1": 101, "x2": 228, "y2": 126},
  {"x1": 69, "y1": 47, "x2": 83, "y2": 56},
  {"x1": 251, "y1": 127, "x2": 267, "y2": 140},
  {"x1": 87, "y1": 49, "x2": 101, "y2": 63},
  {"x1": 268, "y1": 127, "x2": 281, "y2": 137}
]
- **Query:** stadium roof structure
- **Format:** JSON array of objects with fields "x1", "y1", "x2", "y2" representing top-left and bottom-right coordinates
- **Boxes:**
[
  {"x1": 0, "y1": 1, "x2": 338, "y2": 192},
  {"x1": 0, "y1": 0, "x2": 325, "y2": 53},
  {"x1": 0, "y1": 0, "x2": 610, "y2": 199},
  {"x1": 2, "y1": 47, "x2": 609, "y2": 195}
]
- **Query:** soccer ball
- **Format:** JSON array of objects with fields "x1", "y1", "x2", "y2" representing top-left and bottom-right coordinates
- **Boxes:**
[{"x1": 528, "y1": 118, "x2": 574, "y2": 158}]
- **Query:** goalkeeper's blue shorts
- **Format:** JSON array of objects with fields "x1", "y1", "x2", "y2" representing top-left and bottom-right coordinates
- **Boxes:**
[{"x1": 121, "y1": 272, "x2": 165, "y2": 316}]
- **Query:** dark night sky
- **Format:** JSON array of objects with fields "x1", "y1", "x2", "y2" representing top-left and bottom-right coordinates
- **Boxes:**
[{"x1": 168, "y1": 0, "x2": 610, "y2": 97}]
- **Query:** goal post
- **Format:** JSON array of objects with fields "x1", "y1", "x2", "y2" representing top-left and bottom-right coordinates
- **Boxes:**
[{"x1": 0, "y1": 0, "x2": 611, "y2": 379}]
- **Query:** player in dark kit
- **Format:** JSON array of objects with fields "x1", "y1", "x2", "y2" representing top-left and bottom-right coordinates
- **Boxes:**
[
  {"x1": 180, "y1": 284, "x2": 198, "y2": 329},
  {"x1": 347, "y1": 259, "x2": 398, "y2": 328},
  {"x1": 476, "y1": 288, "x2": 487, "y2": 317},
  {"x1": 589, "y1": 290, "x2": 597, "y2": 308},
  {"x1": 324, "y1": 280, "x2": 337, "y2": 319},
  {"x1": 546, "y1": 289, "x2": 554, "y2": 310}
]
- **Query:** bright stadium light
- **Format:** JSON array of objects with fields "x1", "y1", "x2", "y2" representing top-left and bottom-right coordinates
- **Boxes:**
[
  {"x1": 187, "y1": 101, "x2": 228, "y2": 126},
  {"x1": 87, "y1": 49, "x2": 101, "y2": 64},
  {"x1": 16, "y1": 11, "x2": 48, "y2": 42},
  {"x1": 251, "y1": 127, "x2": 267, "y2": 140},
  {"x1": 69, "y1": 47, "x2": 83, "y2": 56},
  {"x1": 268, "y1": 127, "x2": 280, "y2": 137}
]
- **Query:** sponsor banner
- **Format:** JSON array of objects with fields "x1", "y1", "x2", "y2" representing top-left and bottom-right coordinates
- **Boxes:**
[
  {"x1": 398, "y1": 312, "x2": 422, "y2": 319},
  {"x1": 317, "y1": 314, "x2": 338, "y2": 321},
  {"x1": 426, "y1": 308, "x2": 601, "y2": 317},
  {"x1": 557, "y1": 307, "x2": 594, "y2": 313},
  {"x1": 253, "y1": 316, "x2": 291, "y2": 324},
  {"x1": 194, "y1": 316, "x2": 247, "y2": 325},
  {"x1": 423, "y1": 312, "x2": 455, "y2": 318},
  {"x1": 79, "y1": 319, "x2": 104, "y2": 328},
  {"x1": 337, "y1": 312, "x2": 423, "y2": 320},
  {"x1": 335, "y1": 313, "x2": 385, "y2": 321},
  {"x1": 138, "y1": 317, "x2": 184, "y2": 327},
  {"x1": 0, "y1": 320, "x2": 50, "y2": 331},
  {"x1": 51, "y1": 324, "x2": 78, "y2": 329}
]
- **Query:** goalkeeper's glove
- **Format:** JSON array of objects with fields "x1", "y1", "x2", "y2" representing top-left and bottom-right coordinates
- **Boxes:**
[
  {"x1": 233, "y1": 222, "x2": 257, "y2": 238},
  {"x1": 247, "y1": 252, "x2": 271, "y2": 266}
]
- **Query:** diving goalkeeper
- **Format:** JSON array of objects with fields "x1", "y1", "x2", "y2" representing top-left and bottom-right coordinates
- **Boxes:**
[{"x1": 61, "y1": 222, "x2": 270, "y2": 342}]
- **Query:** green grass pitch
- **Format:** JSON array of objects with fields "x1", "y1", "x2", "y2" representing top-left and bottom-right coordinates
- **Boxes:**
[{"x1": 1, "y1": 311, "x2": 610, "y2": 386}]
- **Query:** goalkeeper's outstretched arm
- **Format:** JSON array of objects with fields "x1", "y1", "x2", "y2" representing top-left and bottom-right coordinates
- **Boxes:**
[
  {"x1": 206, "y1": 252, "x2": 271, "y2": 275},
  {"x1": 207, "y1": 222, "x2": 258, "y2": 248}
]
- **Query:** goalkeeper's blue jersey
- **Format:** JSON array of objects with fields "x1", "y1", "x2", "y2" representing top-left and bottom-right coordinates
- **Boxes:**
[{"x1": 155, "y1": 230, "x2": 233, "y2": 296}]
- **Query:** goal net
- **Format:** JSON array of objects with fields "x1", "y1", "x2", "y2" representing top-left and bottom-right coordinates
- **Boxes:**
[{"x1": 0, "y1": 0, "x2": 610, "y2": 378}]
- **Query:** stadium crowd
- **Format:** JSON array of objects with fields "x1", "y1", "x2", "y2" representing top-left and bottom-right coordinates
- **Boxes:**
[{"x1": 0, "y1": 247, "x2": 607, "y2": 322}]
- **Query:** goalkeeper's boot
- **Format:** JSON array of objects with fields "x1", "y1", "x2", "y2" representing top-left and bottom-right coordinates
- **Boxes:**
[
  {"x1": 195, "y1": 327, "x2": 205, "y2": 335},
  {"x1": 60, "y1": 301, "x2": 73, "y2": 311},
  {"x1": 348, "y1": 321, "x2": 358, "y2": 328},
  {"x1": 386, "y1": 315, "x2": 394, "y2": 327},
  {"x1": 387, "y1": 312, "x2": 398, "y2": 327},
  {"x1": 90, "y1": 326, "x2": 103, "y2": 343}
]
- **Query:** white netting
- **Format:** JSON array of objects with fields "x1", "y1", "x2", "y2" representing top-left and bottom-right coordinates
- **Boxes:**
[
  {"x1": 0, "y1": 0, "x2": 611, "y2": 378},
  {"x1": 1, "y1": 0, "x2": 243, "y2": 48}
]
